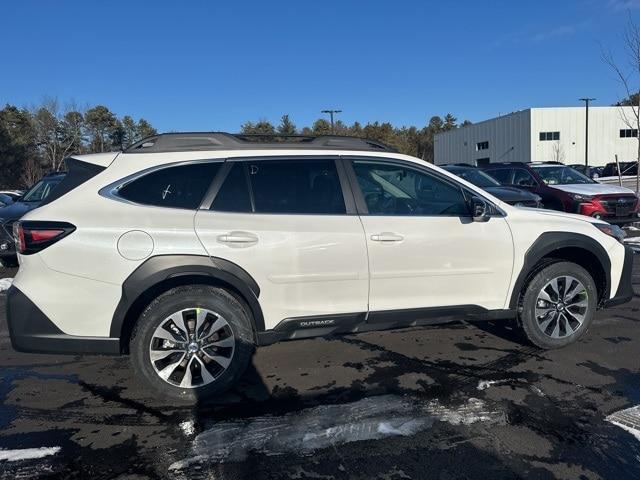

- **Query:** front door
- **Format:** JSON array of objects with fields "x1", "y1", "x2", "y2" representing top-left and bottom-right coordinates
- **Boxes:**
[
  {"x1": 347, "y1": 158, "x2": 514, "y2": 316},
  {"x1": 194, "y1": 157, "x2": 369, "y2": 330}
]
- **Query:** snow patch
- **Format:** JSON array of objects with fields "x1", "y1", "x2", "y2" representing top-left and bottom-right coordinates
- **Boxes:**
[
  {"x1": 477, "y1": 380, "x2": 509, "y2": 391},
  {"x1": 610, "y1": 421, "x2": 640, "y2": 442},
  {"x1": 0, "y1": 446, "x2": 61, "y2": 462},
  {"x1": 0, "y1": 278, "x2": 13, "y2": 292},
  {"x1": 179, "y1": 420, "x2": 196, "y2": 436},
  {"x1": 169, "y1": 395, "x2": 505, "y2": 470},
  {"x1": 607, "y1": 405, "x2": 640, "y2": 442}
]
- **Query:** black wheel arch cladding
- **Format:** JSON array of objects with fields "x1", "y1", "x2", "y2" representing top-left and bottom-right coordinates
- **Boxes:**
[
  {"x1": 110, "y1": 255, "x2": 264, "y2": 349},
  {"x1": 509, "y1": 231, "x2": 611, "y2": 309}
]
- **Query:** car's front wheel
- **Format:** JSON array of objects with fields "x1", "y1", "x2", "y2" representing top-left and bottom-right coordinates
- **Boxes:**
[
  {"x1": 518, "y1": 261, "x2": 597, "y2": 349},
  {"x1": 130, "y1": 285, "x2": 255, "y2": 402}
]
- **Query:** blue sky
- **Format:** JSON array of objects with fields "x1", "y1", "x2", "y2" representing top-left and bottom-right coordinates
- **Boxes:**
[{"x1": 2, "y1": 0, "x2": 640, "y2": 132}]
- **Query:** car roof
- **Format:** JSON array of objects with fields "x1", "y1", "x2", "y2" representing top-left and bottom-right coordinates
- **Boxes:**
[{"x1": 124, "y1": 132, "x2": 397, "y2": 154}]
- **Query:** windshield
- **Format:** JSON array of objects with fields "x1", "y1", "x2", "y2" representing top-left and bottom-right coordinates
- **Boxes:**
[
  {"x1": 22, "y1": 177, "x2": 62, "y2": 202},
  {"x1": 451, "y1": 169, "x2": 501, "y2": 188},
  {"x1": 530, "y1": 166, "x2": 595, "y2": 185}
]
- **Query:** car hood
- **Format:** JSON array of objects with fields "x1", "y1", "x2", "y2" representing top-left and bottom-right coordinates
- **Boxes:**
[
  {"x1": 484, "y1": 186, "x2": 539, "y2": 202},
  {"x1": 0, "y1": 201, "x2": 39, "y2": 222},
  {"x1": 516, "y1": 206, "x2": 604, "y2": 225},
  {"x1": 550, "y1": 183, "x2": 635, "y2": 196}
]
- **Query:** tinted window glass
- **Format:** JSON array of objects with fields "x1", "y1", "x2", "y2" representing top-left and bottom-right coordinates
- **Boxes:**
[
  {"x1": 353, "y1": 161, "x2": 469, "y2": 216},
  {"x1": 118, "y1": 162, "x2": 221, "y2": 209},
  {"x1": 530, "y1": 166, "x2": 595, "y2": 185},
  {"x1": 512, "y1": 169, "x2": 537, "y2": 187},
  {"x1": 22, "y1": 177, "x2": 64, "y2": 202},
  {"x1": 486, "y1": 168, "x2": 512, "y2": 184},
  {"x1": 41, "y1": 159, "x2": 104, "y2": 206},
  {"x1": 248, "y1": 159, "x2": 345, "y2": 214},
  {"x1": 211, "y1": 163, "x2": 252, "y2": 212}
]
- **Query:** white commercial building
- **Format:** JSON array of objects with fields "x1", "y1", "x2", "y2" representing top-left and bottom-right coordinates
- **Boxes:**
[{"x1": 434, "y1": 106, "x2": 640, "y2": 167}]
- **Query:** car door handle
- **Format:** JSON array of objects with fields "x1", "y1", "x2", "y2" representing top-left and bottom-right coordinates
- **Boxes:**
[
  {"x1": 370, "y1": 232, "x2": 404, "y2": 242},
  {"x1": 217, "y1": 232, "x2": 259, "y2": 244}
]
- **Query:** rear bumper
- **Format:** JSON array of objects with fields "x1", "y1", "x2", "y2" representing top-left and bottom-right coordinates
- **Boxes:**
[
  {"x1": 602, "y1": 246, "x2": 635, "y2": 308},
  {"x1": 6, "y1": 286, "x2": 120, "y2": 355}
]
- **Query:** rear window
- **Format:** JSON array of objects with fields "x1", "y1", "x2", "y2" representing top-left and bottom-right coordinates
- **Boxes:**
[
  {"x1": 247, "y1": 159, "x2": 345, "y2": 214},
  {"x1": 118, "y1": 162, "x2": 222, "y2": 209},
  {"x1": 40, "y1": 158, "x2": 102, "y2": 206},
  {"x1": 22, "y1": 176, "x2": 65, "y2": 203}
]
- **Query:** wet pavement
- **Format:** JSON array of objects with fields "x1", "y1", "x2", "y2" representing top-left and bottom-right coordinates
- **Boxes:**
[{"x1": 1, "y1": 259, "x2": 639, "y2": 479}]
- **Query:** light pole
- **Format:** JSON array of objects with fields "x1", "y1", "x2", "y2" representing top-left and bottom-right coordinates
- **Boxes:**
[
  {"x1": 321, "y1": 109, "x2": 342, "y2": 134},
  {"x1": 579, "y1": 98, "x2": 595, "y2": 167}
]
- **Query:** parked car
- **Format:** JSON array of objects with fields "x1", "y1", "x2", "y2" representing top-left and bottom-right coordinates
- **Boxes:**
[
  {"x1": 0, "y1": 190, "x2": 24, "y2": 202},
  {"x1": 482, "y1": 162, "x2": 640, "y2": 224},
  {"x1": 7, "y1": 133, "x2": 634, "y2": 402},
  {"x1": 442, "y1": 165, "x2": 542, "y2": 208},
  {"x1": 0, "y1": 193, "x2": 15, "y2": 208},
  {"x1": 568, "y1": 164, "x2": 604, "y2": 180},
  {"x1": 0, "y1": 172, "x2": 65, "y2": 267},
  {"x1": 601, "y1": 161, "x2": 637, "y2": 179}
]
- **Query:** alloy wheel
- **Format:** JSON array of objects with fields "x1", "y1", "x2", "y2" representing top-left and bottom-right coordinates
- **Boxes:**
[
  {"x1": 534, "y1": 275, "x2": 589, "y2": 339},
  {"x1": 149, "y1": 308, "x2": 235, "y2": 388}
]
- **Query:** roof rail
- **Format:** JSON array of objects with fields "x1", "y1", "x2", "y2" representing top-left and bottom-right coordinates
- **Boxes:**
[{"x1": 124, "y1": 132, "x2": 397, "y2": 154}]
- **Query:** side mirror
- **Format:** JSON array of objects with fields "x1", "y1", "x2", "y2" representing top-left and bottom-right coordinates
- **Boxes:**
[{"x1": 471, "y1": 197, "x2": 490, "y2": 222}]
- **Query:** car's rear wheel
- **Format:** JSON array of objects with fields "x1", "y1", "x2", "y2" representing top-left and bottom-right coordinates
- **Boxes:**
[
  {"x1": 130, "y1": 285, "x2": 255, "y2": 402},
  {"x1": 518, "y1": 262, "x2": 597, "y2": 349}
]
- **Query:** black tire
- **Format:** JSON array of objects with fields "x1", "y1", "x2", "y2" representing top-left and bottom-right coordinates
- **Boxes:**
[
  {"x1": 518, "y1": 261, "x2": 597, "y2": 349},
  {"x1": 130, "y1": 285, "x2": 255, "y2": 403}
]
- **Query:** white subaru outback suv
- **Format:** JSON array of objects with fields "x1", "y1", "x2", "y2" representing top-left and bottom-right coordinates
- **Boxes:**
[{"x1": 7, "y1": 133, "x2": 635, "y2": 401}]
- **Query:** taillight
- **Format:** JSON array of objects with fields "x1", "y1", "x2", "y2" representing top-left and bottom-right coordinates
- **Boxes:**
[{"x1": 13, "y1": 221, "x2": 75, "y2": 255}]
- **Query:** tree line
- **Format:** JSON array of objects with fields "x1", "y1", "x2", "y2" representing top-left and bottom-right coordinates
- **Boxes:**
[
  {"x1": 241, "y1": 113, "x2": 470, "y2": 162},
  {"x1": 0, "y1": 100, "x2": 157, "y2": 188},
  {"x1": 0, "y1": 100, "x2": 469, "y2": 189}
]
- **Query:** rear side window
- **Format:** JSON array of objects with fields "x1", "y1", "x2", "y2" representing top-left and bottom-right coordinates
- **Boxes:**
[
  {"x1": 247, "y1": 159, "x2": 345, "y2": 214},
  {"x1": 486, "y1": 168, "x2": 512, "y2": 184},
  {"x1": 118, "y1": 162, "x2": 221, "y2": 209},
  {"x1": 211, "y1": 163, "x2": 252, "y2": 213}
]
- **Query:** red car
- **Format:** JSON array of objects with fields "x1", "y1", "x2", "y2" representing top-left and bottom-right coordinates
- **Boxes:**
[{"x1": 482, "y1": 162, "x2": 640, "y2": 224}]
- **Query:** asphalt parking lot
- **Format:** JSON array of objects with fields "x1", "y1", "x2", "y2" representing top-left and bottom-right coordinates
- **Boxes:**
[{"x1": 1, "y1": 259, "x2": 640, "y2": 480}]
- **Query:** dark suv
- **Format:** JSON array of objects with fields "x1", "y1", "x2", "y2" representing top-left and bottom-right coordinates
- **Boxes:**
[
  {"x1": 482, "y1": 162, "x2": 640, "y2": 224},
  {"x1": 0, "y1": 172, "x2": 66, "y2": 267},
  {"x1": 442, "y1": 165, "x2": 542, "y2": 207}
]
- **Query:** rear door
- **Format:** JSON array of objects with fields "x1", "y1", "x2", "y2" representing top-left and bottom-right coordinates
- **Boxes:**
[
  {"x1": 194, "y1": 157, "x2": 369, "y2": 330},
  {"x1": 346, "y1": 157, "x2": 514, "y2": 316}
]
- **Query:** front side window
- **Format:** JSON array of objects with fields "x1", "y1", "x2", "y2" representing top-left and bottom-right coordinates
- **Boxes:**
[
  {"x1": 353, "y1": 161, "x2": 469, "y2": 216},
  {"x1": 248, "y1": 159, "x2": 345, "y2": 214},
  {"x1": 117, "y1": 162, "x2": 221, "y2": 209}
]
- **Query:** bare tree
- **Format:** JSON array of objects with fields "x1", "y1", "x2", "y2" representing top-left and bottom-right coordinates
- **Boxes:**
[
  {"x1": 552, "y1": 140, "x2": 565, "y2": 163},
  {"x1": 20, "y1": 156, "x2": 44, "y2": 188},
  {"x1": 602, "y1": 14, "x2": 640, "y2": 192},
  {"x1": 31, "y1": 97, "x2": 85, "y2": 171}
]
